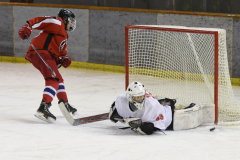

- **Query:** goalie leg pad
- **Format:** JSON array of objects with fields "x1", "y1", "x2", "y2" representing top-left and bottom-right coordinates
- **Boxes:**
[
  {"x1": 202, "y1": 104, "x2": 215, "y2": 125},
  {"x1": 173, "y1": 103, "x2": 215, "y2": 131}
]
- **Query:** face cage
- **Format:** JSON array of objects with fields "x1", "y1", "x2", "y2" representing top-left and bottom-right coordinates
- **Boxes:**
[
  {"x1": 130, "y1": 94, "x2": 146, "y2": 110},
  {"x1": 68, "y1": 17, "x2": 76, "y2": 32},
  {"x1": 133, "y1": 95, "x2": 145, "y2": 103}
]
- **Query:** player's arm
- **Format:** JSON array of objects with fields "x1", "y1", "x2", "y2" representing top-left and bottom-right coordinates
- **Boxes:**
[
  {"x1": 108, "y1": 102, "x2": 125, "y2": 123},
  {"x1": 58, "y1": 40, "x2": 71, "y2": 68},
  {"x1": 27, "y1": 17, "x2": 62, "y2": 34},
  {"x1": 19, "y1": 17, "x2": 62, "y2": 40}
]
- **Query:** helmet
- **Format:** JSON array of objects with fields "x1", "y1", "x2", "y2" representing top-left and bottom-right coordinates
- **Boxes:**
[
  {"x1": 126, "y1": 82, "x2": 146, "y2": 111},
  {"x1": 58, "y1": 9, "x2": 76, "y2": 32}
]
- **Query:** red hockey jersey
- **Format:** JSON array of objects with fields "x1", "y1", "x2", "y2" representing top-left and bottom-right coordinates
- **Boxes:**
[{"x1": 25, "y1": 16, "x2": 68, "y2": 63}]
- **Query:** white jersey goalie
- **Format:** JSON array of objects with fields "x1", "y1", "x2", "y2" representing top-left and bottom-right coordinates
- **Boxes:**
[
  {"x1": 109, "y1": 81, "x2": 215, "y2": 135},
  {"x1": 109, "y1": 81, "x2": 176, "y2": 135}
]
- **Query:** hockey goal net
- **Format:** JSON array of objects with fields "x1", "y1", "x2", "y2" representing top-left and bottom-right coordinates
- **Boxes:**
[{"x1": 125, "y1": 25, "x2": 240, "y2": 125}]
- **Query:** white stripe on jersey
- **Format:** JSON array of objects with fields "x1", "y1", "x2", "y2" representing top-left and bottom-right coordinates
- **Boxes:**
[{"x1": 32, "y1": 18, "x2": 61, "y2": 29}]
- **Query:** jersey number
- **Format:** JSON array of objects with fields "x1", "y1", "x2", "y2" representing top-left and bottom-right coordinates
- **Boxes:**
[{"x1": 156, "y1": 114, "x2": 164, "y2": 121}]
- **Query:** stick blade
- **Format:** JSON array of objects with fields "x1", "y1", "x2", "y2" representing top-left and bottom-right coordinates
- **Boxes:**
[
  {"x1": 58, "y1": 101, "x2": 74, "y2": 125},
  {"x1": 59, "y1": 100, "x2": 109, "y2": 126}
]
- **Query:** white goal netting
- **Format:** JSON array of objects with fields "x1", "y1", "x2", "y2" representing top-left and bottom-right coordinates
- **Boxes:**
[{"x1": 126, "y1": 25, "x2": 240, "y2": 125}]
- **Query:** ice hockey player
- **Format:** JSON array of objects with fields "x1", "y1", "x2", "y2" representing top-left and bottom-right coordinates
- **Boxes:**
[
  {"x1": 18, "y1": 9, "x2": 78, "y2": 123},
  {"x1": 109, "y1": 81, "x2": 176, "y2": 135}
]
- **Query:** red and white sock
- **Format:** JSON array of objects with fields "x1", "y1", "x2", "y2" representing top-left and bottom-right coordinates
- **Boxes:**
[
  {"x1": 56, "y1": 83, "x2": 68, "y2": 102},
  {"x1": 43, "y1": 78, "x2": 59, "y2": 103}
]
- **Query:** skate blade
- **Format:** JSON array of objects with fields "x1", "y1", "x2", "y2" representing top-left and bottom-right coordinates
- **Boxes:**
[{"x1": 34, "y1": 112, "x2": 56, "y2": 123}]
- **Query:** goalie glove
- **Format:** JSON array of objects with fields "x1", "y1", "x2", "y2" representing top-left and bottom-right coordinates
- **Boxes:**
[
  {"x1": 125, "y1": 118, "x2": 155, "y2": 135},
  {"x1": 124, "y1": 118, "x2": 146, "y2": 135},
  {"x1": 109, "y1": 102, "x2": 124, "y2": 123}
]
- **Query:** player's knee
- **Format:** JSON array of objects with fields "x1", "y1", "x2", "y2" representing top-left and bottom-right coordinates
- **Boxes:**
[
  {"x1": 58, "y1": 78, "x2": 64, "y2": 83},
  {"x1": 45, "y1": 78, "x2": 59, "y2": 89}
]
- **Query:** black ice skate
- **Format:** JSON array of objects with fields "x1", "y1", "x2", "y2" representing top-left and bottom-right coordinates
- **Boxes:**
[
  {"x1": 34, "y1": 101, "x2": 56, "y2": 123},
  {"x1": 58, "y1": 99, "x2": 78, "y2": 116},
  {"x1": 157, "y1": 97, "x2": 177, "y2": 107}
]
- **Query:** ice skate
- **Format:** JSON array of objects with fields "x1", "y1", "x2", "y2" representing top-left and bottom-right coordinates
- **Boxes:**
[
  {"x1": 63, "y1": 100, "x2": 78, "y2": 117},
  {"x1": 158, "y1": 98, "x2": 177, "y2": 106},
  {"x1": 34, "y1": 101, "x2": 56, "y2": 123}
]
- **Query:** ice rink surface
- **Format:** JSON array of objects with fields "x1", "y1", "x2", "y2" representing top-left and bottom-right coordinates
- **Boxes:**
[{"x1": 0, "y1": 63, "x2": 240, "y2": 160}]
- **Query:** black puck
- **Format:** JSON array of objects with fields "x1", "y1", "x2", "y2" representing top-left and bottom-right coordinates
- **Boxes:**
[{"x1": 210, "y1": 127, "x2": 215, "y2": 131}]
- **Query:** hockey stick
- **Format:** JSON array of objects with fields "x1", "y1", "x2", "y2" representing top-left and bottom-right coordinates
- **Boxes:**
[
  {"x1": 73, "y1": 112, "x2": 109, "y2": 126},
  {"x1": 58, "y1": 101, "x2": 109, "y2": 126},
  {"x1": 25, "y1": 36, "x2": 56, "y2": 78}
]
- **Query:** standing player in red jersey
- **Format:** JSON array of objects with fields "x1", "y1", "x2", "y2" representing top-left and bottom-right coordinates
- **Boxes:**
[{"x1": 18, "y1": 9, "x2": 78, "y2": 123}]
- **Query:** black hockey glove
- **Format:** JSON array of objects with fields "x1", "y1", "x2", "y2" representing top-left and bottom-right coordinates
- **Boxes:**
[
  {"x1": 109, "y1": 102, "x2": 124, "y2": 123},
  {"x1": 124, "y1": 118, "x2": 155, "y2": 135}
]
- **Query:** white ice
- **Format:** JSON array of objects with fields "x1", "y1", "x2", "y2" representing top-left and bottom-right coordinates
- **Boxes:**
[{"x1": 0, "y1": 63, "x2": 240, "y2": 160}]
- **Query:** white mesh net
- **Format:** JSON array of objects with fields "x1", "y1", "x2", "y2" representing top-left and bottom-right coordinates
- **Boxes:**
[{"x1": 127, "y1": 25, "x2": 240, "y2": 125}]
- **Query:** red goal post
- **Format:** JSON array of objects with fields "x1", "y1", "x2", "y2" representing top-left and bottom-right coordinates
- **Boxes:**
[{"x1": 125, "y1": 25, "x2": 240, "y2": 125}]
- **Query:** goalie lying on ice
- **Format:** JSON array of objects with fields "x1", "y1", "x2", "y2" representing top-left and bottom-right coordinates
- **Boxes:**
[{"x1": 109, "y1": 81, "x2": 215, "y2": 135}]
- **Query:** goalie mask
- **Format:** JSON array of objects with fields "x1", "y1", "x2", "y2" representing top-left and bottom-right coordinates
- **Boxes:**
[
  {"x1": 126, "y1": 82, "x2": 146, "y2": 111},
  {"x1": 58, "y1": 9, "x2": 76, "y2": 32}
]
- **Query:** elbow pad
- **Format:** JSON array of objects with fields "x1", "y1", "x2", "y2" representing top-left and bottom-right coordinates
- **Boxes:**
[{"x1": 109, "y1": 102, "x2": 124, "y2": 123}]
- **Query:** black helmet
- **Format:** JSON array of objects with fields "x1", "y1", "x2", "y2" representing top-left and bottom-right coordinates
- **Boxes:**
[{"x1": 58, "y1": 9, "x2": 76, "y2": 32}]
